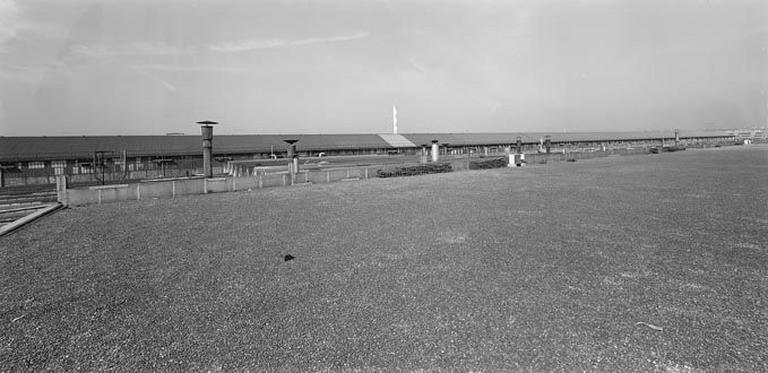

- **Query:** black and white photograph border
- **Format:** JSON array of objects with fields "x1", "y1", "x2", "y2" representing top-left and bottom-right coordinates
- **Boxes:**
[{"x1": 1, "y1": 0, "x2": 767, "y2": 371}]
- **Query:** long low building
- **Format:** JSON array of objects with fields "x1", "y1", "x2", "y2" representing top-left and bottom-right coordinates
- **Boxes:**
[{"x1": 0, "y1": 130, "x2": 735, "y2": 187}]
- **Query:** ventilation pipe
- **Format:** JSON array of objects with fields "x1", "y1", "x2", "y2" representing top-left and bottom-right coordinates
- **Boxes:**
[
  {"x1": 284, "y1": 139, "x2": 299, "y2": 183},
  {"x1": 197, "y1": 120, "x2": 218, "y2": 178}
]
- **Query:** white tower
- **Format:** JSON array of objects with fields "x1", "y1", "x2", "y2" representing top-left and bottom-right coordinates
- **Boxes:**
[{"x1": 393, "y1": 105, "x2": 398, "y2": 134}]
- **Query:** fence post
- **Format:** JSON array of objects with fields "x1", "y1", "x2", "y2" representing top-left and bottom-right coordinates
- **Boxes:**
[
  {"x1": 258, "y1": 173, "x2": 263, "y2": 189},
  {"x1": 55, "y1": 175, "x2": 68, "y2": 206},
  {"x1": 326, "y1": 171, "x2": 330, "y2": 183},
  {"x1": 204, "y1": 178, "x2": 208, "y2": 194},
  {"x1": 137, "y1": 184, "x2": 141, "y2": 201},
  {"x1": 347, "y1": 168, "x2": 351, "y2": 178},
  {"x1": 172, "y1": 181, "x2": 176, "y2": 198},
  {"x1": 282, "y1": 174, "x2": 287, "y2": 186}
]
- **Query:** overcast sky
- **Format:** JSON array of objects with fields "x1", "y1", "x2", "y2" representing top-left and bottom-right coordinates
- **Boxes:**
[{"x1": 0, "y1": 0, "x2": 766, "y2": 136}]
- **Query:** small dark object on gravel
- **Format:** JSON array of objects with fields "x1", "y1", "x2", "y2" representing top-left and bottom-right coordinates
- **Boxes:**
[
  {"x1": 284, "y1": 254, "x2": 295, "y2": 261},
  {"x1": 635, "y1": 321, "x2": 663, "y2": 331},
  {"x1": 567, "y1": 158, "x2": 577, "y2": 162}
]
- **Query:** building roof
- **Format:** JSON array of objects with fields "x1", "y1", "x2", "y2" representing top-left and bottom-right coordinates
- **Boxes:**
[
  {"x1": 378, "y1": 134, "x2": 418, "y2": 148},
  {"x1": 401, "y1": 131, "x2": 729, "y2": 146},
  {"x1": 0, "y1": 131, "x2": 732, "y2": 162},
  {"x1": 0, "y1": 134, "x2": 391, "y2": 162}
]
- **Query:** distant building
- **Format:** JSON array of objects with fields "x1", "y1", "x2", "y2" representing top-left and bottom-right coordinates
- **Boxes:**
[
  {"x1": 0, "y1": 131, "x2": 734, "y2": 187},
  {"x1": 726, "y1": 128, "x2": 767, "y2": 142}
]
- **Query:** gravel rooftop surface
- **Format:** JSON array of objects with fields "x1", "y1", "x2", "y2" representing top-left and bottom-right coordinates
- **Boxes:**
[{"x1": 1, "y1": 145, "x2": 767, "y2": 372}]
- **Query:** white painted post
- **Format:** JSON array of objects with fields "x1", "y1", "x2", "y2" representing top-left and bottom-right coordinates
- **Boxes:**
[
  {"x1": 97, "y1": 189, "x2": 102, "y2": 204},
  {"x1": 204, "y1": 178, "x2": 208, "y2": 194},
  {"x1": 282, "y1": 174, "x2": 287, "y2": 186},
  {"x1": 347, "y1": 168, "x2": 351, "y2": 178},
  {"x1": 365, "y1": 168, "x2": 368, "y2": 179},
  {"x1": 326, "y1": 171, "x2": 330, "y2": 183},
  {"x1": 258, "y1": 174, "x2": 263, "y2": 189},
  {"x1": 55, "y1": 175, "x2": 68, "y2": 206},
  {"x1": 137, "y1": 184, "x2": 141, "y2": 200},
  {"x1": 172, "y1": 181, "x2": 176, "y2": 198}
]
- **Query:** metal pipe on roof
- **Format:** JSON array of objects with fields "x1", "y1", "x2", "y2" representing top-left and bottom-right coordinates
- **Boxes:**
[
  {"x1": 284, "y1": 139, "x2": 299, "y2": 184},
  {"x1": 201, "y1": 126, "x2": 213, "y2": 178},
  {"x1": 197, "y1": 120, "x2": 218, "y2": 178}
]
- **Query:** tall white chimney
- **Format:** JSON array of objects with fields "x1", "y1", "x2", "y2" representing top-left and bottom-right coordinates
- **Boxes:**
[{"x1": 393, "y1": 104, "x2": 398, "y2": 134}]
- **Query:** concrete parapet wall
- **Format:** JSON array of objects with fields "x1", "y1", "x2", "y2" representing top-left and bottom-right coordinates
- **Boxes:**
[
  {"x1": 136, "y1": 181, "x2": 173, "y2": 200},
  {"x1": 59, "y1": 167, "x2": 361, "y2": 206},
  {"x1": 64, "y1": 178, "x2": 204, "y2": 206},
  {"x1": 205, "y1": 178, "x2": 229, "y2": 193},
  {"x1": 95, "y1": 184, "x2": 137, "y2": 203},
  {"x1": 231, "y1": 176, "x2": 258, "y2": 191},
  {"x1": 172, "y1": 178, "x2": 204, "y2": 196},
  {"x1": 66, "y1": 187, "x2": 101, "y2": 205},
  {"x1": 261, "y1": 174, "x2": 288, "y2": 188}
]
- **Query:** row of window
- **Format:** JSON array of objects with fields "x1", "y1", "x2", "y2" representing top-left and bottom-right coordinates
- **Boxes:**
[{"x1": 15, "y1": 158, "x2": 149, "y2": 170}]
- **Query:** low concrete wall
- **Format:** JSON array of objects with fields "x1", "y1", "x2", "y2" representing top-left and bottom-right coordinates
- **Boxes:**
[
  {"x1": 136, "y1": 181, "x2": 174, "y2": 200},
  {"x1": 63, "y1": 177, "x2": 206, "y2": 206},
  {"x1": 59, "y1": 171, "x2": 302, "y2": 206},
  {"x1": 173, "y1": 178, "x2": 204, "y2": 196},
  {"x1": 205, "y1": 178, "x2": 229, "y2": 193},
  {"x1": 60, "y1": 164, "x2": 388, "y2": 206}
]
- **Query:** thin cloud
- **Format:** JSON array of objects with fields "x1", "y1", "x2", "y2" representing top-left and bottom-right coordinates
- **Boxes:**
[
  {"x1": 209, "y1": 31, "x2": 370, "y2": 53},
  {"x1": 72, "y1": 42, "x2": 184, "y2": 57},
  {"x1": 145, "y1": 75, "x2": 177, "y2": 92},
  {"x1": 0, "y1": 63, "x2": 42, "y2": 83},
  {"x1": 0, "y1": 0, "x2": 20, "y2": 51},
  {"x1": 408, "y1": 57, "x2": 427, "y2": 73},
  {"x1": 131, "y1": 63, "x2": 249, "y2": 73},
  {"x1": 124, "y1": 66, "x2": 178, "y2": 92}
]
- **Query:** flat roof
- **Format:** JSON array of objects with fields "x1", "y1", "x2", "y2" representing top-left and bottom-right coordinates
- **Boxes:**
[{"x1": 0, "y1": 131, "x2": 732, "y2": 162}]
